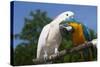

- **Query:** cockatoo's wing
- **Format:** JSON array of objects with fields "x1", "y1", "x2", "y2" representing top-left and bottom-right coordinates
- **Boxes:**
[{"x1": 37, "y1": 24, "x2": 50, "y2": 58}]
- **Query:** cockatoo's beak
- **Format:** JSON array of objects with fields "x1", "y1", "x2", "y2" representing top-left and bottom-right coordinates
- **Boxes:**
[
  {"x1": 70, "y1": 15, "x2": 74, "y2": 19},
  {"x1": 66, "y1": 15, "x2": 75, "y2": 22}
]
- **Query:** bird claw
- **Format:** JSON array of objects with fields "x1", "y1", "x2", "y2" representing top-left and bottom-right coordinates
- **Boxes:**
[
  {"x1": 55, "y1": 48, "x2": 59, "y2": 56},
  {"x1": 56, "y1": 52, "x2": 59, "y2": 57},
  {"x1": 44, "y1": 53, "x2": 48, "y2": 61},
  {"x1": 55, "y1": 51, "x2": 59, "y2": 57}
]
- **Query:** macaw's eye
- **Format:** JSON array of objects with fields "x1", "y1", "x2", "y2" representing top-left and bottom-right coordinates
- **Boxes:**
[{"x1": 66, "y1": 14, "x2": 69, "y2": 16}]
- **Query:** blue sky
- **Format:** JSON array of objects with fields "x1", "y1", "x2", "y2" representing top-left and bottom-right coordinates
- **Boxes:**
[{"x1": 12, "y1": 1, "x2": 97, "y2": 48}]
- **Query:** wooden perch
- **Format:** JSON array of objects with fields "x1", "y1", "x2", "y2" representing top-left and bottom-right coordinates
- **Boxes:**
[{"x1": 32, "y1": 39, "x2": 97, "y2": 64}]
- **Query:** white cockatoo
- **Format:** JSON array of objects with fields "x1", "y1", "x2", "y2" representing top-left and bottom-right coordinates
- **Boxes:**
[{"x1": 36, "y1": 11, "x2": 75, "y2": 60}]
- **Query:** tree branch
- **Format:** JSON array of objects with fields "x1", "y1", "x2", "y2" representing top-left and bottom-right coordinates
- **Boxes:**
[{"x1": 32, "y1": 39, "x2": 97, "y2": 64}]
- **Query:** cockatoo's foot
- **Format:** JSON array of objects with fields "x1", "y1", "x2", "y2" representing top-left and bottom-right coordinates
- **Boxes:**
[
  {"x1": 55, "y1": 48, "x2": 59, "y2": 56},
  {"x1": 44, "y1": 52, "x2": 48, "y2": 61}
]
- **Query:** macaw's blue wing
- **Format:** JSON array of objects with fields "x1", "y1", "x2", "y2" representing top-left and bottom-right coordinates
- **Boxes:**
[{"x1": 82, "y1": 25, "x2": 92, "y2": 41}]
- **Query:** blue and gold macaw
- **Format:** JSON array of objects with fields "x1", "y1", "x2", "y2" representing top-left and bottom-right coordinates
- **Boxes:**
[{"x1": 60, "y1": 21, "x2": 93, "y2": 61}]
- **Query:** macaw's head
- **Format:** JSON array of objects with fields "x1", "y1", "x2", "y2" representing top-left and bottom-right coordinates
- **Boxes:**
[{"x1": 59, "y1": 23, "x2": 74, "y2": 35}]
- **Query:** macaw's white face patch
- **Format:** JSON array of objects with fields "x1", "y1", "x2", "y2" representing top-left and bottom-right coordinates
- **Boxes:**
[{"x1": 65, "y1": 26, "x2": 73, "y2": 31}]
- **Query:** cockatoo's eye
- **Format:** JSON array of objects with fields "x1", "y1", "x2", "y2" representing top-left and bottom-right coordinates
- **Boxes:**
[{"x1": 66, "y1": 14, "x2": 69, "y2": 16}]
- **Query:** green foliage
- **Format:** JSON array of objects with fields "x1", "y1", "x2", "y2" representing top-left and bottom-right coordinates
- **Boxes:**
[{"x1": 14, "y1": 43, "x2": 37, "y2": 65}]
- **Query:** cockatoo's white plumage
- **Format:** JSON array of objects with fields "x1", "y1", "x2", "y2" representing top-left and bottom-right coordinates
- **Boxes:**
[{"x1": 36, "y1": 11, "x2": 74, "y2": 59}]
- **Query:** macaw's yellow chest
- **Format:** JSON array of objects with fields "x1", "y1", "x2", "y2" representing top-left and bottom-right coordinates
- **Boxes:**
[{"x1": 68, "y1": 22, "x2": 86, "y2": 46}]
